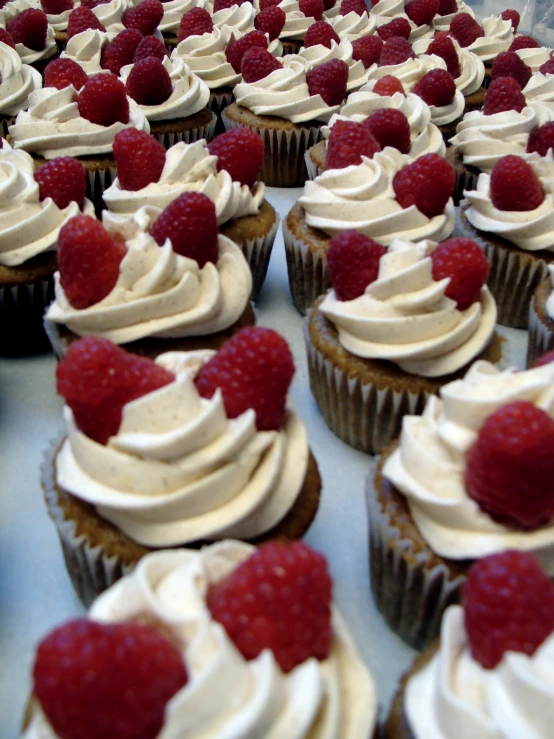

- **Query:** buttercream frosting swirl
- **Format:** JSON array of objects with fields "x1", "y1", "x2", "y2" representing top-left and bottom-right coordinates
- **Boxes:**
[
  {"x1": 0, "y1": 41, "x2": 42, "y2": 117},
  {"x1": 211, "y1": 1, "x2": 255, "y2": 33},
  {"x1": 367, "y1": 52, "x2": 446, "y2": 92},
  {"x1": 91, "y1": 0, "x2": 135, "y2": 33},
  {"x1": 432, "y1": 0, "x2": 474, "y2": 33},
  {"x1": 60, "y1": 29, "x2": 111, "y2": 77},
  {"x1": 516, "y1": 45, "x2": 553, "y2": 74},
  {"x1": 277, "y1": 0, "x2": 315, "y2": 41},
  {"x1": 368, "y1": 0, "x2": 405, "y2": 19},
  {"x1": 287, "y1": 39, "x2": 369, "y2": 91},
  {"x1": 0, "y1": 0, "x2": 73, "y2": 30},
  {"x1": 0, "y1": 0, "x2": 57, "y2": 62},
  {"x1": 329, "y1": 10, "x2": 376, "y2": 41},
  {"x1": 159, "y1": 0, "x2": 208, "y2": 34},
  {"x1": 171, "y1": 26, "x2": 240, "y2": 90},
  {"x1": 467, "y1": 15, "x2": 514, "y2": 64},
  {"x1": 412, "y1": 37, "x2": 485, "y2": 97},
  {"x1": 523, "y1": 73, "x2": 554, "y2": 110}
]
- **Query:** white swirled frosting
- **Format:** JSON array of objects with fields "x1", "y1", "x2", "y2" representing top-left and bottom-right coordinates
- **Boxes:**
[
  {"x1": 320, "y1": 239, "x2": 496, "y2": 377},
  {"x1": 287, "y1": 39, "x2": 369, "y2": 92},
  {"x1": 466, "y1": 15, "x2": 514, "y2": 63},
  {"x1": 366, "y1": 52, "x2": 445, "y2": 92},
  {"x1": 171, "y1": 26, "x2": 240, "y2": 90},
  {"x1": 23, "y1": 542, "x2": 377, "y2": 739},
  {"x1": 411, "y1": 36, "x2": 485, "y2": 97},
  {"x1": 406, "y1": 606, "x2": 554, "y2": 739},
  {"x1": 160, "y1": 0, "x2": 208, "y2": 34},
  {"x1": 329, "y1": 9, "x2": 376, "y2": 41},
  {"x1": 0, "y1": 0, "x2": 57, "y2": 62},
  {"x1": 277, "y1": 0, "x2": 316, "y2": 41},
  {"x1": 383, "y1": 360, "x2": 554, "y2": 566},
  {"x1": 523, "y1": 73, "x2": 554, "y2": 111},
  {"x1": 60, "y1": 29, "x2": 111, "y2": 77},
  {"x1": 433, "y1": 0, "x2": 474, "y2": 33},
  {"x1": 0, "y1": 41, "x2": 41, "y2": 117},
  {"x1": 91, "y1": 0, "x2": 135, "y2": 33}
]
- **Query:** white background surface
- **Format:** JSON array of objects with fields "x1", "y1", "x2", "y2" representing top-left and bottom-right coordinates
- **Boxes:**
[{"x1": 0, "y1": 187, "x2": 528, "y2": 737}]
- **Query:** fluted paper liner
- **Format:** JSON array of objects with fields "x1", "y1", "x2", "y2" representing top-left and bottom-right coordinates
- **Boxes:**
[
  {"x1": 85, "y1": 164, "x2": 116, "y2": 216},
  {"x1": 283, "y1": 216, "x2": 330, "y2": 315},
  {"x1": 209, "y1": 90, "x2": 234, "y2": 123},
  {"x1": 527, "y1": 278, "x2": 554, "y2": 367},
  {"x1": 453, "y1": 166, "x2": 478, "y2": 207},
  {"x1": 151, "y1": 113, "x2": 217, "y2": 150},
  {"x1": 0, "y1": 273, "x2": 54, "y2": 356},
  {"x1": 236, "y1": 214, "x2": 279, "y2": 300},
  {"x1": 305, "y1": 145, "x2": 323, "y2": 180}
]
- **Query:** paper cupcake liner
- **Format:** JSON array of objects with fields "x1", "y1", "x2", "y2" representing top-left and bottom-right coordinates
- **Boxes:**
[
  {"x1": 527, "y1": 289, "x2": 554, "y2": 367},
  {"x1": 365, "y1": 470, "x2": 465, "y2": 650},
  {"x1": 304, "y1": 146, "x2": 323, "y2": 180},
  {"x1": 282, "y1": 215, "x2": 330, "y2": 315},
  {"x1": 151, "y1": 113, "x2": 218, "y2": 150},
  {"x1": 237, "y1": 214, "x2": 279, "y2": 300},
  {"x1": 222, "y1": 108, "x2": 323, "y2": 187},
  {"x1": 0, "y1": 273, "x2": 55, "y2": 356},
  {"x1": 0, "y1": 115, "x2": 15, "y2": 137},
  {"x1": 280, "y1": 39, "x2": 303, "y2": 55},
  {"x1": 84, "y1": 164, "x2": 116, "y2": 216},
  {"x1": 452, "y1": 166, "x2": 479, "y2": 207}
]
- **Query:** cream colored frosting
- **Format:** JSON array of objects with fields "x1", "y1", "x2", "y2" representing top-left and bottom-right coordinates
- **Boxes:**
[
  {"x1": 406, "y1": 605, "x2": 554, "y2": 739},
  {"x1": 0, "y1": 41, "x2": 42, "y2": 117},
  {"x1": 0, "y1": 0, "x2": 73, "y2": 30},
  {"x1": 60, "y1": 29, "x2": 111, "y2": 77},
  {"x1": 545, "y1": 265, "x2": 554, "y2": 321},
  {"x1": 277, "y1": 0, "x2": 315, "y2": 41},
  {"x1": 467, "y1": 15, "x2": 514, "y2": 64},
  {"x1": 91, "y1": 0, "x2": 135, "y2": 34},
  {"x1": 329, "y1": 10, "x2": 376, "y2": 41},
  {"x1": 368, "y1": 0, "x2": 404, "y2": 19},
  {"x1": 523, "y1": 73, "x2": 554, "y2": 110},
  {"x1": 383, "y1": 360, "x2": 554, "y2": 565},
  {"x1": 211, "y1": 1, "x2": 255, "y2": 33},
  {"x1": 9, "y1": 85, "x2": 149, "y2": 158},
  {"x1": 288, "y1": 38, "x2": 369, "y2": 91},
  {"x1": 412, "y1": 36, "x2": 485, "y2": 97},
  {"x1": 367, "y1": 52, "x2": 446, "y2": 93},
  {"x1": 319, "y1": 239, "x2": 496, "y2": 377},
  {"x1": 373, "y1": 13, "x2": 433, "y2": 44},
  {"x1": 159, "y1": 0, "x2": 208, "y2": 34},
  {"x1": 299, "y1": 148, "x2": 456, "y2": 243},
  {"x1": 516, "y1": 46, "x2": 553, "y2": 74},
  {"x1": 23, "y1": 542, "x2": 378, "y2": 739},
  {"x1": 426, "y1": 87, "x2": 465, "y2": 127},
  {"x1": 432, "y1": 0, "x2": 474, "y2": 33},
  {"x1": 171, "y1": 26, "x2": 240, "y2": 90},
  {"x1": 0, "y1": 0, "x2": 57, "y2": 61}
]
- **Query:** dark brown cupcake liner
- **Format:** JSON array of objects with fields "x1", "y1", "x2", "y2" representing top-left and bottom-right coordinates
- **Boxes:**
[
  {"x1": 84, "y1": 164, "x2": 116, "y2": 215},
  {"x1": 527, "y1": 275, "x2": 554, "y2": 367},
  {"x1": 282, "y1": 212, "x2": 330, "y2": 315},
  {"x1": 209, "y1": 89, "x2": 234, "y2": 135},
  {"x1": 0, "y1": 272, "x2": 55, "y2": 356}
]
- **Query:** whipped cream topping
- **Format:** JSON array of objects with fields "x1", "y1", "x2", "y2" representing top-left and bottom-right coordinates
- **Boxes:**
[
  {"x1": 46, "y1": 210, "x2": 252, "y2": 343},
  {"x1": 0, "y1": 41, "x2": 41, "y2": 117},
  {"x1": 91, "y1": 0, "x2": 135, "y2": 34},
  {"x1": 171, "y1": 26, "x2": 240, "y2": 90},
  {"x1": 9, "y1": 85, "x2": 149, "y2": 158},
  {"x1": 373, "y1": 13, "x2": 433, "y2": 44},
  {"x1": 23, "y1": 542, "x2": 378, "y2": 739},
  {"x1": 432, "y1": 0, "x2": 474, "y2": 33},
  {"x1": 104, "y1": 139, "x2": 264, "y2": 223},
  {"x1": 545, "y1": 265, "x2": 554, "y2": 322},
  {"x1": 0, "y1": 0, "x2": 72, "y2": 30},
  {"x1": 523, "y1": 73, "x2": 554, "y2": 110},
  {"x1": 329, "y1": 10, "x2": 376, "y2": 41},
  {"x1": 383, "y1": 360, "x2": 554, "y2": 564},
  {"x1": 60, "y1": 29, "x2": 111, "y2": 77},
  {"x1": 368, "y1": 0, "x2": 404, "y2": 18},
  {"x1": 406, "y1": 605, "x2": 554, "y2": 739},
  {"x1": 467, "y1": 15, "x2": 514, "y2": 64},
  {"x1": 320, "y1": 239, "x2": 496, "y2": 377},
  {"x1": 160, "y1": 0, "x2": 208, "y2": 34},
  {"x1": 277, "y1": 0, "x2": 315, "y2": 41},
  {"x1": 0, "y1": 0, "x2": 57, "y2": 62},
  {"x1": 299, "y1": 148, "x2": 455, "y2": 243},
  {"x1": 287, "y1": 39, "x2": 369, "y2": 92},
  {"x1": 366, "y1": 52, "x2": 446, "y2": 92},
  {"x1": 211, "y1": 1, "x2": 255, "y2": 33},
  {"x1": 426, "y1": 87, "x2": 465, "y2": 127},
  {"x1": 464, "y1": 156, "x2": 554, "y2": 252},
  {"x1": 412, "y1": 37, "x2": 485, "y2": 97},
  {"x1": 516, "y1": 45, "x2": 553, "y2": 74}
]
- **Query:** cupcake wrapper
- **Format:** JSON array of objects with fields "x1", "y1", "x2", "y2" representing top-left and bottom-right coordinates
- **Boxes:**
[
  {"x1": 282, "y1": 216, "x2": 330, "y2": 315},
  {"x1": 209, "y1": 91, "x2": 234, "y2": 135},
  {"x1": 366, "y1": 471, "x2": 465, "y2": 650},
  {"x1": 0, "y1": 115, "x2": 15, "y2": 137},
  {"x1": 85, "y1": 165, "x2": 116, "y2": 216},
  {"x1": 304, "y1": 147, "x2": 322, "y2": 180},
  {"x1": 239, "y1": 214, "x2": 280, "y2": 300},
  {"x1": 151, "y1": 113, "x2": 218, "y2": 150},
  {"x1": 280, "y1": 40, "x2": 303, "y2": 55},
  {"x1": 0, "y1": 274, "x2": 55, "y2": 356},
  {"x1": 527, "y1": 294, "x2": 554, "y2": 367},
  {"x1": 452, "y1": 166, "x2": 479, "y2": 207}
]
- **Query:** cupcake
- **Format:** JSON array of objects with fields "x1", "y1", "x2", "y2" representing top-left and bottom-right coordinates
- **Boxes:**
[
  {"x1": 369, "y1": 0, "x2": 434, "y2": 45},
  {"x1": 158, "y1": 0, "x2": 210, "y2": 49},
  {"x1": 431, "y1": 0, "x2": 475, "y2": 34},
  {"x1": 528, "y1": 268, "x2": 554, "y2": 367},
  {"x1": 287, "y1": 36, "x2": 371, "y2": 92},
  {"x1": 449, "y1": 12, "x2": 514, "y2": 79},
  {"x1": 328, "y1": 3, "x2": 376, "y2": 42},
  {"x1": 1, "y1": 3, "x2": 58, "y2": 74},
  {"x1": 41, "y1": 330, "x2": 322, "y2": 604},
  {"x1": 0, "y1": 40, "x2": 41, "y2": 135},
  {"x1": 274, "y1": 0, "x2": 319, "y2": 55},
  {"x1": 22, "y1": 540, "x2": 377, "y2": 737},
  {"x1": 368, "y1": 358, "x2": 554, "y2": 648}
]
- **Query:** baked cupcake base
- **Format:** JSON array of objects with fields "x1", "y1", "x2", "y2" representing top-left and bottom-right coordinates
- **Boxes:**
[
  {"x1": 463, "y1": 86, "x2": 486, "y2": 112},
  {"x1": 527, "y1": 274, "x2": 554, "y2": 367},
  {"x1": 305, "y1": 139, "x2": 325, "y2": 180},
  {"x1": 445, "y1": 146, "x2": 479, "y2": 206},
  {"x1": 149, "y1": 108, "x2": 217, "y2": 150}
]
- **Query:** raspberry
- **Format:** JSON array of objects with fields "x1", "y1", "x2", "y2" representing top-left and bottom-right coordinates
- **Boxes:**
[
  {"x1": 323, "y1": 0, "x2": 335, "y2": 9},
  {"x1": 150, "y1": 192, "x2": 218, "y2": 266},
  {"x1": 80, "y1": 0, "x2": 111, "y2": 8},
  {"x1": 393, "y1": 153, "x2": 455, "y2": 217},
  {"x1": 208, "y1": 541, "x2": 331, "y2": 673},
  {"x1": 177, "y1": 7, "x2": 213, "y2": 42},
  {"x1": 226, "y1": 30, "x2": 267, "y2": 73},
  {"x1": 352, "y1": 35, "x2": 383, "y2": 68},
  {"x1": 214, "y1": 0, "x2": 247, "y2": 10},
  {"x1": 449, "y1": 12, "x2": 484, "y2": 48},
  {"x1": 373, "y1": 74, "x2": 405, "y2": 96},
  {"x1": 299, "y1": 0, "x2": 323, "y2": 20},
  {"x1": 67, "y1": 6, "x2": 106, "y2": 38},
  {"x1": 327, "y1": 231, "x2": 387, "y2": 300},
  {"x1": 377, "y1": 17, "x2": 411, "y2": 41},
  {"x1": 259, "y1": 0, "x2": 281, "y2": 9},
  {"x1": 405, "y1": 0, "x2": 439, "y2": 27},
  {"x1": 339, "y1": 0, "x2": 366, "y2": 16},
  {"x1": 304, "y1": 20, "x2": 339, "y2": 48},
  {"x1": 528, "y1": 122, "x2": 554, "y2": 157},
  {"x1": 0, "y1": 28, "x2": 15, "y2": 48},
  {"x1": 254, "y1": 6, "x2": 286, "y2": 42},
  {"x1": 500, "y1": 8, "x2": 520, "y2": 31},
  {"x1": 100, "y1": 28, "x2": 143, "y2": 76},
  {"x1": 465, "y1": 401, "x2": 554, "y2": 532},
  {"x1": 133, "y1": 34, "x2": 167, "y2": 62},
  {"x1": 413, "y1": 68, "x2": 456, "y2": 106},
  {"x1": 379, "y1": 36, "x2": 415, "y2": 66},
  {"x1": 490, "y1": 155, "x2": 544, "y2": 212},
  {"x1": 44, "y1": 58, "x2": 88, "y2": 91},
  {"x1": 122, "y1": 0, "x2": 163, "y2": 35},
  {"x1": 539, "y1": 57, "x2": 554, "y2": 76},
  {"x1": 428, "y1": 32, "x2": 461, "y2": 78},
  {"x1": 483, "y1": 76, "x2": 525, "y2": 115},
  {"x1": 430, "y1": 237, "x2": 489, "y2": 310},
  {"x1": 34, "y1": 157, "x2": 86, "y2": 210},
  {"x1": 113, "y1": 128, "x2": 166, "y2": 191},
  {"x1": 306, "y1": 58, "x2": 348, "y2": 106},
  {"x1": 126, "y1": 56, "x2": 172, "y2": 105},
  {"x1": 195, "y1": 327, "x2": 295, "y2": 431},
  {"x1": 34, "y1": 619, "x2": 186, "y2": 739},
  {"x1": 41, "y1": 0, "x2": 72, "y2": 15},
  {"x1": 6, "y1": 8, "x2": 47, "y2": 51},
  {"x1": 509, "y1": 35, "x2": 539, "y2": 53},
  {"x1": 240, "y1": 46, "x2": 283, "y2": 82},
  {"x1": 363, "y1": 108, "x2": 411, "y2": 153},
  {"x1": 78, "y1": 73, "x2": 130, "y2": 126},
  {"x1": 326, "y1": 120, "x2": 381, "y2": 169},
  {"x1": 534, "y1": 349, "x2": 554, "y2": 367},
  {"x1": 207, "y1": 127, "x2": 264, "y2": 187},
  {"x1": 437, "y1": 0, "x2": 456, "y2": 15},
  {"x1": 491, "y1": 50, "x2": 531, "y2": 89}
]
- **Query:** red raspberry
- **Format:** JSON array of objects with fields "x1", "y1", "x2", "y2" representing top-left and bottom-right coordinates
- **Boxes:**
[
  {"x1": 437, "y1": 0, "x2": 456, "y2": 15},
  {"x1": 6, "y1": 8, "x2": 47, "y2": 51},
  {"x1": 207, "y1": 127, "x2": 264, "y2": 187},
  {"x1": 0, "y1": 28, "x2": 15, "y2": 48},
  {"x1": 133, "y1": 34, "x2": 167, "y2": 62},
  {"x1": 373, "y1": 74, "x2": 405, "y2": 96},
  {"x1": 254, "y1": 6, "x2": 286, "y2": 42},
  {"x1": 509, "y1": 35, "x2": 539, "y2": 52},
  {"x1": 259, "y1": 0, "x2": 281, "y2": 9},
  {"x1": 177, "y1": 7, "x2": 213, "y2": 42},
  {"x1": 393, "y1": 153, "x2": 455, "y2": 217},
  {"x1": 78, "y1": 73, "x2": 130, "y2": 126},
  {"x1": 306, "y1": 58, "x2": 348, "y2": 106},
  {"x1": 405, "y1": 0, "x2": 439, "y2": 27},
  {"x1": 208, "y1": 541, "x2": 331, "y2": 673},
  {"x1": 44, "y1": 58, "x2": 88, "y2": 91},
  {"x1": 501, "y1": 8, "x2": 520, "y2": 31},
  {"x1": 428, "y1": 32, "x2": 461, "y2": 78},
  {"x1": 363, "y1": 108, "x2": 411, "y2": 154},
  {"x1": 430, "y1": 237, "x2": 489, "y2": 310},
  {"x1": 491, "y1": 50, "x2": 531, "y2": 89},
  {"x1": 326, "y1": 120, "x2": 381, "y2": 170},
  {"x1": 299, "y1": 0, "x2": 323, "y2": 20},
  {"x1": 413, "y1": 68, "x2": 456, "y2": 106},
  {"x1": 539, "y1": 57, "x2": 554, "y2": 76},
  {"x1": 213, "y1": 0, "x2": 244, "y2": 11},
  {"x1": 449, "y1": 12, "x2": 484, "y2": 48},
  {"x1": 113, "y1": 128, "x2": 166, "y2": 191},
  {"x1": 490, "y1": 155, "x2": 544, "y2": 212},
  {"x1": 534, "y1": 349, "x2": 554, "y2": 367},
  {"x1": 327, "y1": 230, "x2": 387, "y2": 300},
  {"x1": 466, "y1": 402, "x2": 554, "y2": 529},
  {"x1": 226, "y1": 30, "x2": 267, "y2": 73},
  {"x1": 304, "y1": 20, "x2": 340, "y2": 49},
  {"x1": 483, "y1": 76, "x2": 525, "y2": 115},
  {"x1": 464, "y1": 551, "x2": 554, "y2": 669},
  {"x1": 377, "y1": 17, "x2": 411, "y2": 41},
  {"x1": 240, "y1": 46, "x2": 283, "y2": 82},
  {"x1": 323, "y1": 0, "x2": 336, "y2": 9},
  {"x1": 122, "y1": 0, "x2": 163, "y2": 35},
  {"x1": 41, "y1": 0, "x2": 72, "y2": 15},
  {"x1": 57, "y1": 337, "x2": 174, "y2": 444},
  {"x1": 126, "y1": 56, "x2": 172, "y2": 105},
  {"x1": 80, "y1": 0, "x2": 111, "y2": 8},
  {"x1": 527, "y1": 122, "x2": 554, "y2": 157},
  {"x1": 379, "y1": 36, "x2": 416, "y2": 66},
  {"x1": 100, "y1": 28, "x2": 143, "y2": 75},
  {"x1": 339, "y1": 0, "x2": 366, "y2": 16},
  {"x1": 352, "y1": 35, "x2": 383, "y2": 68},
  {"x1": 196, "y1": 327, "x2": 294, "y2": 430},
  {"x1": 150, "y1": 192, "x2": 218, "y2": 266},
  {"x1": 57, "y1": 216, "x2": 126, "y2": 313},
  {"x1": 67, "y1": 6, "x2": 106, "y2": 38},
  {"x1": 34, "y1": 157, "x2": 86, "y2": 210}
]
